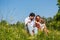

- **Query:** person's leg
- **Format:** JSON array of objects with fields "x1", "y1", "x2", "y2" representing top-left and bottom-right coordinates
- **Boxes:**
[
  {"x1": 34, "y1": 27, "x2": 38, "y2": 35},
  {"x1": 28, "y1": 23, "x2": 34, "y2": 36},
  {"x1": 25, "y1": 26, "x2": 29, "y2": 33},
  {"x1": 43, "y1": 28, "x2": 49, "y2": 35}
]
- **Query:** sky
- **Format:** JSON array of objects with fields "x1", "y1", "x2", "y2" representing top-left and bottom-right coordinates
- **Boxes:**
[{"x1": 0, "y1": 0, "x2": 58, "y2": 24}]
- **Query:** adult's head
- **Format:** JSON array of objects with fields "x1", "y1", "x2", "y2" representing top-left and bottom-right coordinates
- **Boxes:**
[
  {"x1": 29, "y1": 12, "x2": 35, "y2": 20},
  {"x1": 35, "y1": 15, "x2": 41, "y2": 22}
]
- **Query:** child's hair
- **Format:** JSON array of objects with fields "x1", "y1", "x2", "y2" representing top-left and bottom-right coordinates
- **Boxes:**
[
  {"x1": 35, "y1": 15, "x2": 41, "y2": 22},
  {"x1": 29, "y1": 12, "x2": 35, "y2": 17},
  {"x1": 40, "y1": 19, "x2": 45, "y2": 24}
]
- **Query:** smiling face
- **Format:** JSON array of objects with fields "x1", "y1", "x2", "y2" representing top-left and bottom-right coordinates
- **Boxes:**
[
  {"x1": 29, "y1": 16, "x2": 35, "y2": 21},
  {"x1": 36, "y1": 16, "x2": 40, "y2": 20},
  {"x1": 35, "y1": 15, "x2": 41, "y2": 22},
  {"x1": 29, "y1": 13, "x2": 35, "y2": 21}
]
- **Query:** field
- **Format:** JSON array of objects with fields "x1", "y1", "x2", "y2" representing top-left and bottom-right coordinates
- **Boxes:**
[
  {"x1": 0, "y1": 0, "x2": 60, "y2": 40},
  {"x1": 0, "y1": 22, "x2": 60, "y2": 40}
]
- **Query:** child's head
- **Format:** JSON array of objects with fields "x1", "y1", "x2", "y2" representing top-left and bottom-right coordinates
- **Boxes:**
[
  {"x1": 40, "y1": 19, "x2": 45, "y2": 24},
  {"x1": 29, "y1": 12, "x2": 35, "y2": 20},
  {"x1": 35, "y1": 15, "x2": 41, "y2": 22}
]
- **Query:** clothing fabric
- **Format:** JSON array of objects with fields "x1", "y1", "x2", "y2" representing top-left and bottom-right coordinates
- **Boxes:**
[
  {"x1": 40, "y1": 23, "x2": 45, "y2": 31},
  {"x1": 25, "y1": 17, "x2": 38, "y2": 35}
]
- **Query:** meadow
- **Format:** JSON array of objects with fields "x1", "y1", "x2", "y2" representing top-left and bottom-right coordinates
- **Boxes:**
[
  {"x1": 0, "y1": 20, "x2": 60, "y2": 40},
  {"x1": 0, "y1": 0, "x2": 60, "y2": 40}
]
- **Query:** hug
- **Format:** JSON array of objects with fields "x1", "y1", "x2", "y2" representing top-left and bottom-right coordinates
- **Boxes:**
[{"x1": 25, "y1": 12, "x2": 48, "y2": 36}]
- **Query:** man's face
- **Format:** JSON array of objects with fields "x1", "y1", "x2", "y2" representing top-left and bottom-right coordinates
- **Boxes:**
[{"x1": 30, "y1": 16, "x2": 34, "y2": 20}]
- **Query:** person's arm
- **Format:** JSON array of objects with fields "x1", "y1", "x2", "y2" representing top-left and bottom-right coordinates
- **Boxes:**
[
  {"x1": 35, "y1": 20, "x2": 41, "y2": 30},
  {"x1": 25, "y1": 18, "x2": 28, "y2": 26},
  {"x1": 35, "y1": 21, "x2": 40, "y2": 24},
  {"x1": 43, "y1": 24, "x2": 49, "y2": 34},
  {"x1": 25, "y1": 19, "x2": 31, "y2": 26},
  {"x1": 44, "y1": 24, "x2": 47, "y2": 29}
]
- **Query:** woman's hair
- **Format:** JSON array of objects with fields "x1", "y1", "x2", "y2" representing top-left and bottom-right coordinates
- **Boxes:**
[
  {"x1": 36, "y1": 15, "x2": 41, "y2": 18},
  {"x1": 35, "y1": 15, "x2": 41, "y2": 29},
  {"x1": 35, "y1": 15, "x2": 41, "y2": 22}
]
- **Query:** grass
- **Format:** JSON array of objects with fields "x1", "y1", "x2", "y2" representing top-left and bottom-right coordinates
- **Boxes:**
[{"x1": 0, "y1": 23, "x2": 60, "y2": 40}]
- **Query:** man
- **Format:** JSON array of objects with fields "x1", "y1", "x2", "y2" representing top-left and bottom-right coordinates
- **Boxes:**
[{"x1": 25, "y1": 12, "x2": 35, "y2": 36}]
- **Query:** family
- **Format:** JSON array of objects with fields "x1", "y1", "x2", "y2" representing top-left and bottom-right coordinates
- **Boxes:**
[{"x1": 25, "y1": 12, "x2": 48, "y2": 36}]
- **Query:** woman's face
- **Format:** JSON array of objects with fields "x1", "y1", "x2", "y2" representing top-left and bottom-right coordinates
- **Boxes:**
[{"x1": 36, "y1": 16, "x2": 40, "y2": 20}]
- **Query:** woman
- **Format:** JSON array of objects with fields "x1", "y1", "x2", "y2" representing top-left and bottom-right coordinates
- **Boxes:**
[
  {"x1": 35, "y1": 15, "x2": 41, "y2": 30},
  {"x1": 35, "y1": 15, "x2": 49, "y2": 35}
]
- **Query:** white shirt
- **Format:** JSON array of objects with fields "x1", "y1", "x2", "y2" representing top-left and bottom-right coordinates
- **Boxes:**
[{"x1": 25, "y1": 17, "x2": 34, "y2": 26}]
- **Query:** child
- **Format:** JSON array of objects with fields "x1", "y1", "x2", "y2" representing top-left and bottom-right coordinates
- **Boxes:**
[
  {"x1": 35, "y1": 15, "x2": 41, "y2": 30},
  {"x1": 41, "y1": 19, "x2": 49, "y2": 34},
  {"x1": 40, "y1": 19, "x2": 49, "y2": 35}
]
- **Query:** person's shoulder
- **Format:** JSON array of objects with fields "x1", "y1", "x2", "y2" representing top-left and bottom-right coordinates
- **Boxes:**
[
  {"x1": 42, "y1": 23, "x2": 45, "y2": 26},
  {"x1": 40, "y1": 23, "x2": 45, "y2": 25},
  {"x1": 25, "y1": 17, "x2": 29, "y2": 20}
]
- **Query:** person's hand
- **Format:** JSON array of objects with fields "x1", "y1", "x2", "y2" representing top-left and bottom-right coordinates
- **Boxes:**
[
  {"x1": 28, "y1": 21, "x2": 31, "y2": 23},
  {"x1": 28, "y1": 20, "x2": 31, "y2": 23},
  {"x1": 26, "y1": 20, "x2": 31, "y2": 25},
  {"x1": 35, "y1": 21, "x2": 40, "y2": 24}
]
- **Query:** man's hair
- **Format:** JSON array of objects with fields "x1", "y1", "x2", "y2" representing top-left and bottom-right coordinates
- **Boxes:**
[{"x1": 29, "y1": 12, "x2": 35, "y2": 17}]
